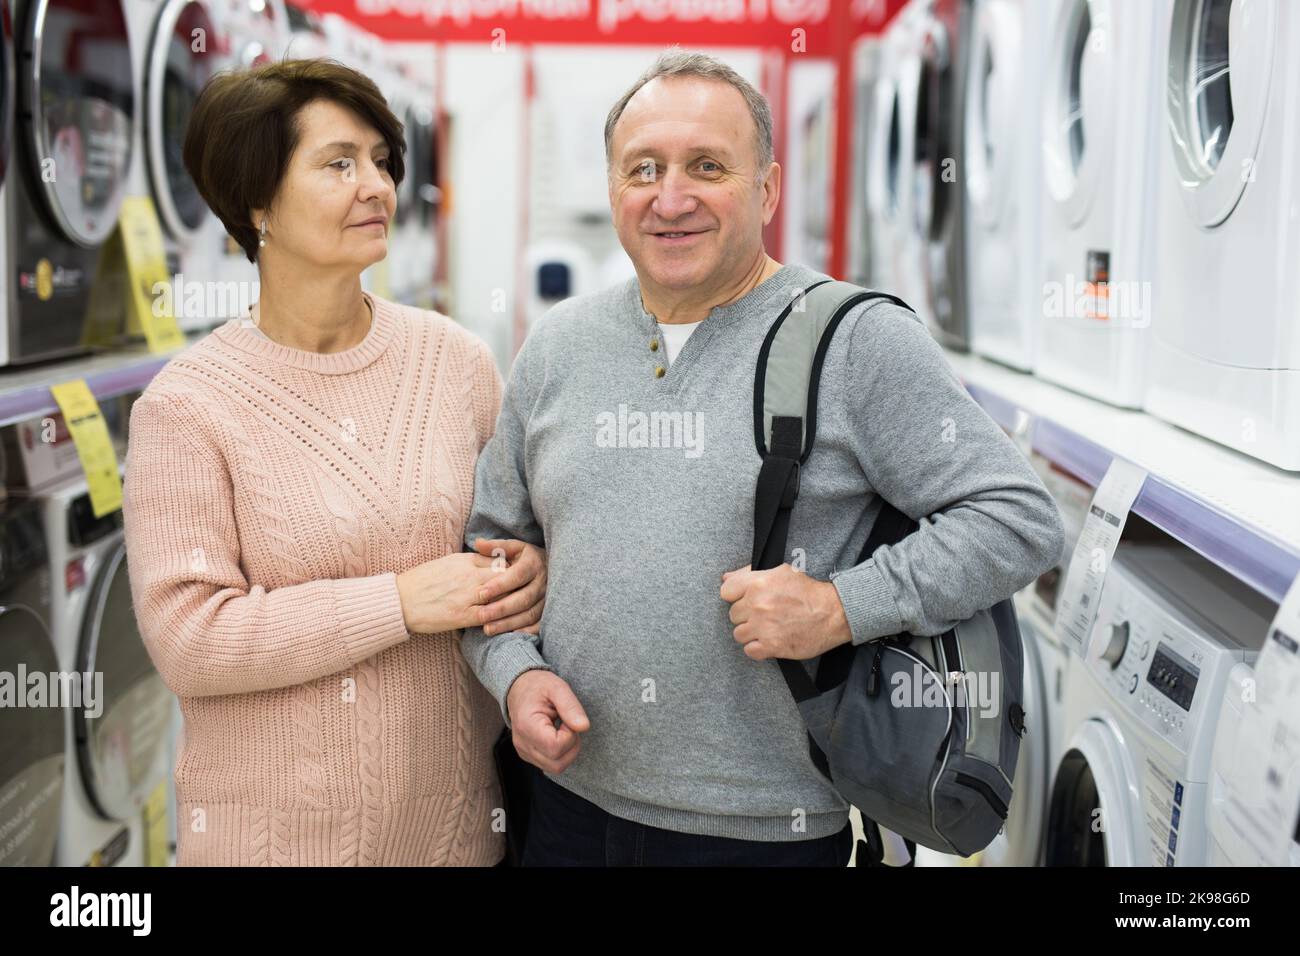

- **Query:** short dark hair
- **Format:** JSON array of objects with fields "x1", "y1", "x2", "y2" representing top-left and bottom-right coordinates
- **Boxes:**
[{"x1": 183, "y1": 58, "x2": 406, "y2": 264}]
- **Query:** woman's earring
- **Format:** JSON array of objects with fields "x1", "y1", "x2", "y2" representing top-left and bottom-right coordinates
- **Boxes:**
[{"x1": 259, "y1": 220, "x2": 267, "y2": 248}]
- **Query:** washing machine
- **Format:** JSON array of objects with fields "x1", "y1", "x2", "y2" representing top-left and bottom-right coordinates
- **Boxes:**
[
  {"x1": 1035, "y1": 0, "x2": 1161, "y2": 408},
  {"x1": 199, "y1": 0, "x2": 288, "y2": 314},
  {"x1": 1045, "y1": 545, "x2": 1274, "y2": 866},
  {"x1": 0, "y1": 497, "x2": 64, "y2": 866},
  {"x1": 1207, "y1": 661, "x2": 1300, "y2": 866},
  {"x1": 1, "y1": 0, "x2": 135, "y2": 367},
  {"x1": 865, "y1": 18, "x2": 914, "y2": 299},
  {"x1": 1146, "y1": 0, "x2": 1300, "y2": 471},
  {"x1": 122, "y1": 0, "x2": 223, "y2": 335},
  {"x1": 889, "y1": 6, "x2": 931, "y2": 323},
  {"x1": 964, "y1": 0, "x2": 1049, "y2": 371},
  {"x1": 910, "y1": 0, "x2": 971, "y2": 351},
  {"x1": 40, "y1": 471, "x2": 174, "y2": 866}
]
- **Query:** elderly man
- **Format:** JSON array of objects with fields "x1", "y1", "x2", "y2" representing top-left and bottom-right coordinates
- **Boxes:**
[{"x1": 463, "y1": 50, "x2": 1064, "y2": 867}]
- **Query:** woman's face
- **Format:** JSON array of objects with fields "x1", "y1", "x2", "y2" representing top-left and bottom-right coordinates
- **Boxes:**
[{"x1": 256, "y1": 99, "x2": 397, "y2": 272}]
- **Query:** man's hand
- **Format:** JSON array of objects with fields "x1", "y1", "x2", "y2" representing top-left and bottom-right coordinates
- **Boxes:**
[
  {"x1": 471, "y1": 538, "x2": 547, "y2": 635},
  {"x1": 506, "y1": 670, "x2": 591, "y2": 773},
  {"x1": 719, "y1": 564, "x2": 853, "y2": 660}
]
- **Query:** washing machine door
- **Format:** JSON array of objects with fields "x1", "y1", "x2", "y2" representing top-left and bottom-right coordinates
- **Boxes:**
[
  {"x1": 145, "y1": 0, "x2": 218, "y2": 243},
  {"x1": 1164, "y1": 0, "x2": 1273, "y2": 228},
  {"x1": 0, "y1": 604, "x2": 64, "y2": 866},
  {"x1": 981, "y1": 624, "x2": 1049, "y2": 866},
  {"x1": 74, "y1": 540, "x2": 172, "y2": 821},
  {"x1": 1042, "y1": 0, "x2": 1114, "y2": 227},
  {"x1": 1046, "y1": 720, "x2": 1141, "y2": 865},
  {"x1": 23, "y1": 0, "x2": 134, "y2": 248},
  {"x1": 912, "y1": 12, "x2": 954, "y2": 245}
]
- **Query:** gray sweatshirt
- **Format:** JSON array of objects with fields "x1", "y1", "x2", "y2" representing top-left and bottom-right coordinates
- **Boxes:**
[{"x1": 463, "y1": 263, "x2": 1065, "y2": 841}]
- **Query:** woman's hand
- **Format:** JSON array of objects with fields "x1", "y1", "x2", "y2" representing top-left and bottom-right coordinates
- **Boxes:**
[
  {"x1": 394, "y1": 539, "x2": 546, "y2": 636},
  {"x1": 469, "y1": 538, "x2": 547, "y2": 636}
]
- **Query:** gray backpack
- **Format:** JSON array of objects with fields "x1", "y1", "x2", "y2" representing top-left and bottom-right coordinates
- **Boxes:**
[{"x1": 751, "y1": 280, "x2": 1026, "y2": 862}]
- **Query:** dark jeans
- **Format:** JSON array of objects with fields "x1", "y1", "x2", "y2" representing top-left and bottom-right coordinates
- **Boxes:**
[{"x1": 522, "y1": 767, "x2": 853, "y2": 867}]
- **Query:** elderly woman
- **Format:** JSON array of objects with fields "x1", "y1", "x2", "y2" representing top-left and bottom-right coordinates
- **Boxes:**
[{"x1": 122, "y1": 59, "x2": 540, "y2": 866}]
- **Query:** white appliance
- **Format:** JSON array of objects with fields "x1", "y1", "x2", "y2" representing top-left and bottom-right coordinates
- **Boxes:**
[
  {"x1": 1146, "y1": 0, "x2": 1300, "y2": 471},
  {"x1": 201, "y1": 0, "x2": 288, "y2": 310},
  {"x1": 910, "y1": 0, "x2": 971, "y2": 350},
  {"x1": 1044, "y1": 545, "x2": 1273, "y2": 866},
  {"x1": 0, "y1": 497, "x2": 63, "y2": 866},
  {"x1": 847, "y1": 35, "x2": 884, "y2": 287},
  {"x1": 1035, "y1": 0, "x2": 1161, "y2": 408},
  {"x1": 3, "y1": 0, "x2": 136, "y2": 366},
  {"x1": 1207, "y1": 662, "x2": 1300, "y2": 865},
  {"x1": 884, "y1": 6, "x2": 931, "y2": 323},
  {"x1": 125, "y1": 0, "x2": 224, "y2": 334},
  {"x1": 865, "y1": 19, "x2": 914, "y2": 298},
  {"x1": 522, "y1": 239, "x2": 595, "y2": 329},
  {"x1": 964, "y1": 0, "x2": 1049, "y2": 370},
  {"x1": 42, "y1": 472, "x2": 174, "y2": 866}
]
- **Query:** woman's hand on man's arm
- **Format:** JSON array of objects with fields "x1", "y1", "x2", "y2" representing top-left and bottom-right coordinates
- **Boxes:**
[{"x1": 394, "y1": 538, "x2": 547, "y2": 637}]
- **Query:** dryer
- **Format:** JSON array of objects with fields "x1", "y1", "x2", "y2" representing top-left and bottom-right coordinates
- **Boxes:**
[
  {"x1": 128, "y1": 0, "x2": 223, "y2": 335},
  {"x1": 910, "y1": 0, "x2": 972, "y2": 351},
  {"x1": 964, "y1": 0, "x2": 1049, "y2": 371},
  {"x1": 1147, "y1": 0, "x2": 1300, "y2": 471},
  {"x1": 40, "y1": 473, "x2": 174, "y2": 866},
  {"x1": 889, "y1": 6, "x2": 930, "y2": 324},
  {"x1": 2, "y1": 0, "x2": 136, "y2": 367},
  {"x1": 1035, "y1": 0, "x2": 1161, "y2": 408},
  {"x1": 865, "y1": 17, "x2": 916, "y2": 301},
  {"x1": 0, "y1": 497, "x2": 63, "y2": 866},
  {"x1": 200, "y1": 0, "x2": 288, "y2": 314},
  {"x1": 1045, "y1": 545, "x2": 1274, "y2": 866}
]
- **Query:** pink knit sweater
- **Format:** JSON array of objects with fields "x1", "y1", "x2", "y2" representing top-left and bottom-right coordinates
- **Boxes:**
[{"x1": 122, "y1": 293, "x2": 507, "y2": 866}]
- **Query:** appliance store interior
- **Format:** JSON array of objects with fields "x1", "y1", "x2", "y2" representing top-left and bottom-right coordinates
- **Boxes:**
[{"x1": 1, "y1": 0, "x2": 1298, "y2": 870}]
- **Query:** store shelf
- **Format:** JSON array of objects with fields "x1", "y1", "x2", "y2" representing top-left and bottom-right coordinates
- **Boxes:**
[
  {"x1": 0, "y1": 334, "x2": 200, "y2": 429},
  {"x1": 946, "y1": 349, "x2": 1300, "y2": 605}
]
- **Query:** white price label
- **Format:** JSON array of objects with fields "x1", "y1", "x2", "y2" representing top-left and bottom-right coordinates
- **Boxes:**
[
  {"x1": 1221, "y1": 577, "x2": 1300, "y2": 865},
  {"x1": 1054, "y1": 457, "x2": 1147, "y2": 655}
]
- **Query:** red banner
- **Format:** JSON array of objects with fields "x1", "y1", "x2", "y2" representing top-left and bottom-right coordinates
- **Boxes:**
[{"x1": 294, "y1": 0, "x2": 900, "y2": 51}]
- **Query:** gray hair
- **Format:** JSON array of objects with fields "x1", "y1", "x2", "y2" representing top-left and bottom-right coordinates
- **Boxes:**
[{"x1": 603, "y1": 49, "x2": 775, "y2": 175}]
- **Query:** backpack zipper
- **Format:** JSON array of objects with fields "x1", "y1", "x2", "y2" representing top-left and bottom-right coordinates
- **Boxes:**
[{"x1": 954, "y1": 771, "x2": 1008, "y2": 819}]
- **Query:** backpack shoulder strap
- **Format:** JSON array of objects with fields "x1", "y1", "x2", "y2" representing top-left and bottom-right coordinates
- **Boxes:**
[
  {"x1": 750, "y1": 280, "x2": 911, "y2": 576},
  {"x1": 750, "y1": 281, "x2": 914, "y2": 713}
]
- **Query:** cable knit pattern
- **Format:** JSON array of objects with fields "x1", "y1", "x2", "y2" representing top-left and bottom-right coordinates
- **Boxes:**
[{"x1": 121, "y1": 293, "x2": 507, "y2": 866}]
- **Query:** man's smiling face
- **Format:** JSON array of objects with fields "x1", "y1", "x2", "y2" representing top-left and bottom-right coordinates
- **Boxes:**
[{"x1": 608, "y1": 76, "x2": 777, "y2": 296}]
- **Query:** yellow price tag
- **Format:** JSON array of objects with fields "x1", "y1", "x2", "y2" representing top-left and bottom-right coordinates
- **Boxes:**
[
  {"x1": 49, "y1": 379, "x2": 122, "y2": 518},
  {"x1": 142, "y1": 781, "x2": 170, "y2": 867},
  {"x1": 119, "y1": 196, "x2": 185, "y2": 354}
]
